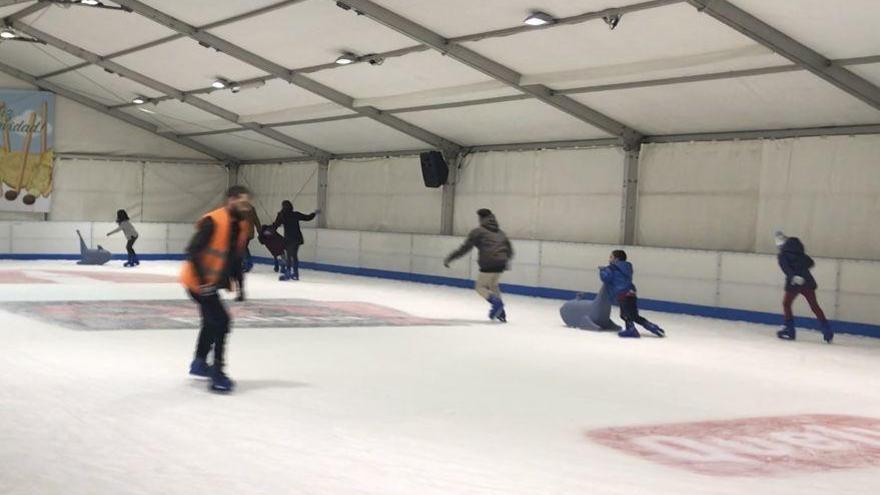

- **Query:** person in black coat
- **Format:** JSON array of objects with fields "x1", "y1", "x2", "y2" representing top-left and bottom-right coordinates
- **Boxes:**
[
  {"x1": 775, "y1": 231, "x2": 833, "y2": 343},
  {"x1": 271, "y1": 200, "x2": 319, "y2": 280}
]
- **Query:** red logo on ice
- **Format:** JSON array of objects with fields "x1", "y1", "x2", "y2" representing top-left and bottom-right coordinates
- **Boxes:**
[{"x1": 588, "y1": 415, "x2": 880, "y2": 476}]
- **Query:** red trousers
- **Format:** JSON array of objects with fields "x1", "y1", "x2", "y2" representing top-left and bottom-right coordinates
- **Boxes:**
[{"x1": 783, "y1": 288, "x2": 827, "y2": 323}]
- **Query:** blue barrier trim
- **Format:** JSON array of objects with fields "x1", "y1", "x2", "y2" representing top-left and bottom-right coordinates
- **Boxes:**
[{"x1": 3, "y1": 253, "x2": 877, "y2": 338}]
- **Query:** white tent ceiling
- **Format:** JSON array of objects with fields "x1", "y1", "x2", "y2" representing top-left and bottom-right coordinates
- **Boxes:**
[{"x1": 0, "y1": 0, "x2": 876, "y2": 161}]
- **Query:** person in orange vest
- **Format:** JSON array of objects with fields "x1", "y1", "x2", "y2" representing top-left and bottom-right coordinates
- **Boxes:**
[{"x1": 182, "y1": 185, "x2": 252, "y2": 392}]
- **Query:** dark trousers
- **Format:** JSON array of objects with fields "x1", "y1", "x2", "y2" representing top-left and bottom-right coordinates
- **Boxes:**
[
  {"x1": 286, "y1": 242, "x2": 300, "y2": 276},
  {"x1": 783, "y1": 288, "x2": 827, "y2": 323},
  {"x1": 189, "y1": 290, "x2": 230, "y2": 371},
  {"x1": 619, "y1": 294, "x2": 652, "y2": 327},
  {"x1": 126, "y1": 236, "x2": 137, "y2": 257}
]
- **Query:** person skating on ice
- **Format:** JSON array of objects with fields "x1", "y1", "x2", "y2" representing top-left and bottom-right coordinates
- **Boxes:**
[
  {"x1": 107, "y1": 209, "x2": 139, "y2": 267},
  {"x1": 600, "y1": 249, "x2": 665, "y2": 339},
  {"x1": 774, "y1": 231, "x2": 833, "y2": 343},
  {"x1": 444, "y1": 208, "x2": 513, "y2": 322},
  {"x1": 181, "y1": 185, "x2": 252, "y2": 392},
  {"x1": 271, "y1": 200, "x2": 319, "y2": 281}
]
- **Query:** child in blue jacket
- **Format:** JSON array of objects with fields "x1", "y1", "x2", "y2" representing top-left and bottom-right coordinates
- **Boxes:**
[{"x1": 600, "y1": 250, "x2": 665, "y2": 338}]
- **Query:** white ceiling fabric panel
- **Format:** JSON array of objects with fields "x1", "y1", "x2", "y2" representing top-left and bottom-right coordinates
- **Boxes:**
[
  {"x1": 463, "y1": 3, "x2": 788, "y2": 87},
  {"x1": 247, "y1": 103, "x2": 355, "y2": 126},
  {"x1": 397, "y1": 100, "x2": 612, "y2": 146},
  {"x1": 308, "y1": 50, "x2": 495, "y2": 101},
  {"x1": 728, "y1": 0, "x2": 880, "y2": 59},
  {"x1": 139, "y1": 0, "x2": 284, "y2": 26},
  {"x1": 46, "y1": 65, "x2": 165, "y2": 106},
  {"x1": 200, "y1": 79, "x2": 336, "y2": 116},
  {"x1": 0, "y1": 40, "x2": 84, "y2": 76},
  {"x1": 573, "y1": 72, "x2": 880, "y2": 135},
  {"x1": 0, "y1": 3, "x2": 34, "y2": 18},
  {"x1": 276, "y1": 118, "x2": 429, "y2": 153},
  {"x1": 849, "y1": 64, "x2": 880, "y2": 88},
  {"x1": 114, "y1": 38, "x2": 267, "y2": 92},
  {"x1": 209, "y1": 0, "x2": 416, "y2": 70},
  {"x1": 20, "y1": 3, "x2": 176, "y2": 56},
  {"x1": 372, "y1": 0, "x2": 651, "y2": 38},
  {"x1": 192, "y1": 131, "x2": 306, "y2": 160},
  {"x1": 119, "y1": 100, "x2": 231, "y2": 134}
]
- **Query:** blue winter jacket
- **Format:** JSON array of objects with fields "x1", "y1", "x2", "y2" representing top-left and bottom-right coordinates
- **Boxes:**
[
  {"x1": 599, "y1": 260, "x2": 637, "y2": 300},
  {"x1": 778, "y1": 237, "x2": 817, "y2": 291}
]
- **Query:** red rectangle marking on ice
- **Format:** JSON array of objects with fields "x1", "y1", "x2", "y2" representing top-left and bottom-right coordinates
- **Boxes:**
[
  {"x1": 588, "y1": 414, "x2": 880, "y2": 476},
  {"x1": 0, "y1": 270, "x2": 56, "y2": 284}
]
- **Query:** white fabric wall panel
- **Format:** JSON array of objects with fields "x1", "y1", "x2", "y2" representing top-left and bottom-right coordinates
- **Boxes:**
[
  {"x1": 640, "y1": 136, "x2": 880, "y2": 260},
  {"x1": 637, "y1": 141, "x2": 763, "y2": 251},
  {"x1": 327, "y1": 157, "x2": 442, "y2": 234},
  {"x1": 538, "y1": 242, "x2": 612, "y2": 292},
  {"x1": 455, "y1": 148, "x2": 624, "y2": 243},
  {"x1": 167, "y1": 223, "x2": 194, "y2": 254},
  {"x1": 49, "y1": 159, "x2": 143, "y2": 222},
  {"x1": 142, "y1": 163, "x2": 227, "y2": 222},
  {"x1": 238, "y1": 162, "x2": 319, "y2": 225},
  {"x1": 754, "y1": 135, "x2": 880, "y2": 259},
  {"x1": 0, "y1": 221, "x2": 10, "y2": 252},
  {"x1": 625, "y1": 247, "x2": 718, "y2": 307}
]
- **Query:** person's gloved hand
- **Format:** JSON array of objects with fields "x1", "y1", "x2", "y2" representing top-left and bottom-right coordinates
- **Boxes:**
[
  {"x1": 313, "y1": 209, "x2": 322, "y2": 215},
  {"x1": 792, "y1": 275, "x2": 805, "y2": 286},
  {"x1": 199, "y1": 283, "x2": 217, "y2": 296}
]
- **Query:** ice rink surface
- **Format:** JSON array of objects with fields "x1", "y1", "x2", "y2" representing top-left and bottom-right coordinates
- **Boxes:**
[{"x1": 1, "y1": 260, "x2": 879, "y2": 495}]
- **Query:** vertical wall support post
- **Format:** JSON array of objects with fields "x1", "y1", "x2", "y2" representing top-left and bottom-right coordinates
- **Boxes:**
[
  {"x1": 316, "y1": 158, "x2": 329, "y2": 229},
  {"x1": 620, "y1": 140, "x2": 642, "y2": 246},
  {"x1": 441, "y1": 151, "x2": 463, "y2": 236}
]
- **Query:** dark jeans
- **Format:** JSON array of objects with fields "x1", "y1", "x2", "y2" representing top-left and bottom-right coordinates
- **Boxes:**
[
  {"x1": 783, "y1": 288, "x2": 827, "y2": 323},
  {"x1": 619, "y1": 294, "x2": 652, "y2": 327},
  {"x1": 126, "y1": 236, "x2": 137, "y2": 257},
  {"x1": 286, "y1": 242, "x2": 301, "y2": 275},
  {"x1": 189, "y1": 290, "x2": 230, "y2": 371}
]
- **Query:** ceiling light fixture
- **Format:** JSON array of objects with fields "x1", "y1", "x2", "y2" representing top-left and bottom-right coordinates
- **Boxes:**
[
  {"x1": 0, "y1": 29, "x2": 16, "y2": 39},
  {"x1": 211, "y1": 78, "x2": 229, "y2": 89},
  {"x1": 131, "y1": 96, "x2": 147, "y2": 105},
  {"x1": 80, "y1": 0, "x2": 100, "y2": 5},
  {"x1": 603, "y1": 13, "x2": 622, "y2": 30},
  {"x1": 335, "y1": 52, "x2": 357, "y2": 65},
  {"x1": 523, "y1": 11, "x2": 555, "y2": 26}
]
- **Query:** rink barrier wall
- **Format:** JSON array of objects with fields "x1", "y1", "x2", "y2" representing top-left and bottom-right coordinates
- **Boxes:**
[{"x1": 1, "y1": 222, "x2": 878, "y2": 338}]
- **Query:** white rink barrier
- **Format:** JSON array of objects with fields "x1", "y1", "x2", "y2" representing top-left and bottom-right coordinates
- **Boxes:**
[{"x1": 1, "y1": 221, "x2": 877, "y2": 336}]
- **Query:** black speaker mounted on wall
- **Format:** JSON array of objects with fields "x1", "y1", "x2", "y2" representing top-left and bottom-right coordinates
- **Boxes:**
[{"x1": 420, "y1": 151, "x2": 449, "y2": 188}]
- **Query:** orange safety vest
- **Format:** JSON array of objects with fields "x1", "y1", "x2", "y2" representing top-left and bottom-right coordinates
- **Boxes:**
[{"x1": 180, "y1": 207, "x2": 249, "y2": 292}]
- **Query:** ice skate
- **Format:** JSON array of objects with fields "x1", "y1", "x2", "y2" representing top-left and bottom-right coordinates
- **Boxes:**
[
  {"x1": 189, "y1": 358, "x2": 212, "y2": 379},
  {"x1": 644, "y1": 321, "x2": 665, "y2": 338},
  {"x1": 618, "y1": 323, "x2": 640, "y2": 338},
  {"x1": 209, "y1": 369, "x2": 234, "y2": 392},
  {"x1": 777, "y1": 321, "x2": 796, "y2": 340}
]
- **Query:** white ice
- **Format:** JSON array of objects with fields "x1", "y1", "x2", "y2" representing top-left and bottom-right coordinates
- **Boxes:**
[{"x1": 1, "y1": 260, "x2": 879, "y2": 495}]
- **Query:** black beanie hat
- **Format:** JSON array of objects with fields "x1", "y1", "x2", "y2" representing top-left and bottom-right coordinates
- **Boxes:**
[{"x1": 477, "y1": 208, "x2": 492, "y2": 217}]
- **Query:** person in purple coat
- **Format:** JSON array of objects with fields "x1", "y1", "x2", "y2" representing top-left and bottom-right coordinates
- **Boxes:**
[{"x1": 775, "y1": 231, "x2": 833, "y2": 343}]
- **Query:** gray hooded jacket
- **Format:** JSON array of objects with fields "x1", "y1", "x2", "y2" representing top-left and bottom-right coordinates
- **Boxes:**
[{"x1": 445, "y1": 213, "x2": 513, "y2": 273}]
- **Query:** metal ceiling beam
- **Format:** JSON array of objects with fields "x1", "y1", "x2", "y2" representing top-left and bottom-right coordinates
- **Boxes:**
[
  {"x1": 645, "y1": 124, "x2": 880, "y2": 143},
  {"x1": 687, "y1": 0, "x2": 880, "y2": 111},
  {"x1": 339, "y1": 0, "x2": 644, "y2": 145},
  {"x1": 113, "y1": 0, "x2": 462, "y2": 153},
  {"x1": 35, "y1": 0, "x2": 309, "y2": 80},
  {"x1": 9, "y1": 21, "x2": 332, "y2": 159},
  {"x1": 0, "y1": 60, "x2": 235, "y2": 162},
  {"x1": 3, "y1": 0, "x2": 46, "y2": 21},
  {"x1": 0, "y1": 0, "x2": 32, "y2": 8}
]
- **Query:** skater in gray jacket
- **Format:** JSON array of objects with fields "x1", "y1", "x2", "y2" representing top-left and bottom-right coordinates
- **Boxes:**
[{"x1": 107, "y1": 209, "x2": 139, "y2": 267}]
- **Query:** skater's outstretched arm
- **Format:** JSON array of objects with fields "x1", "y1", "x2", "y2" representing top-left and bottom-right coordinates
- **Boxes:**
[
  {"x1": 107, "y1": 226, "x2": 122, "y2": 236},
  {"x1": 295, "y1": 211, "x2": 317, "y2": 222},
  {"x1": 445, "y1": 230, "x2": 479, "y2": 266}
]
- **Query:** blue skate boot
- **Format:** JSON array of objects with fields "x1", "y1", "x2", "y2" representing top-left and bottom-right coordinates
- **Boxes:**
[
  {"x1": 618, "y1": 322, "x2": 641, "y2": 338},
  {"x1": 133, "y1": 254, "x2": 140, "y2": 266},
  {"x1": 273, "y1": 259, "x2": 280, "y2": 272},
  {"x1": 210, "y1": 368, "x2": 234, "y2": 393},
  {"x1": 488, "y1": 295, "x2": 504, "y2": 321},
  {"x1": 278, "y1": 265, "x2": 291, "y2": 281},
  {"x1": 777, "y1": 320, "x2": 796, "y2": 340},
  {"x1": 643, "y1": 321, "x2": 665, "y2": 338},
  {"x1": 189, "y1": 357, "x2": 212, "y2": 379},
  {"x1": 821, "y1": 321, "x2": 834, "y2": 344}
]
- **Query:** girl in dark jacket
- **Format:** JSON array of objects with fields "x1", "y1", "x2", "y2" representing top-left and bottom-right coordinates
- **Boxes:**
[
  {"x1": 775, "y1": 231, "x2": 833, "y2": 343},
  {"x1": 271, "y1": 200, "x2": 319, "y2": 281}
]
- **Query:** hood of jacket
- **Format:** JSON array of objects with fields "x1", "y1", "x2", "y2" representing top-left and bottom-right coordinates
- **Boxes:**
[
  {"x1": 479, "y1": 213, "x2": 500, "y2": 232},
  {"x1": 611, "y1": 259, "x2": 633, "y2": 277},
  {"x1": 780, "y1": 237, "x2": 805, "y2": 255}
]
